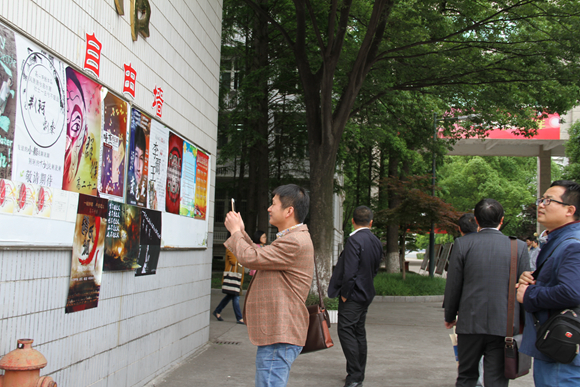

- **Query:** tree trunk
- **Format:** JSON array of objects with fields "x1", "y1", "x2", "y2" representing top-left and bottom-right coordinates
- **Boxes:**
[
  {"x1": 399, "y1": 230, "x2": 406, "y2": 280},
  {"x1": 386, "y1": 153, "x2": 400, "y2": 273}
]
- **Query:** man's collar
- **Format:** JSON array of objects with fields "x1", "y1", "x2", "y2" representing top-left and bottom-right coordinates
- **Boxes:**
[
  {"x1": 545, "y1": 220, "x2": 580, "y2": 236},
  {"x1": 276, "y1": 223, "x2": 303, "y2": 239},
  {"x1": 350, "y1": 227, "x2": 370, "y2": 236}
]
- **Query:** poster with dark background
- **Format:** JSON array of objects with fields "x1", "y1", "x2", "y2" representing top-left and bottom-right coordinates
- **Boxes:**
[
  {"x1": 103, "y1": 201, "x2": 141, "y2": 271},
  {"x1": 135, "y1": 207, "x2": 161, "y2": 276}
]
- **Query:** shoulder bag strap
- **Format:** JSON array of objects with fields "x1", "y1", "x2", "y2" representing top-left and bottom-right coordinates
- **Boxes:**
[{"x1": 506, "y1": 237, "x2": 518, "y2": 338}]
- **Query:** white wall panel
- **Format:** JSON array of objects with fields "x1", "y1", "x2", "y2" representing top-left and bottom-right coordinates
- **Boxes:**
[{"x1": 0, "y1": 0, "x2": 222, "y2": 385}]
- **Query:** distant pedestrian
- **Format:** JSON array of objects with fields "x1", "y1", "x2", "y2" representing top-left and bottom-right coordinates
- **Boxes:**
[
  {"x1": 444, "y1": 199, "x2": 530, "y2": 387},
  {"x1": 224, "y1": 184, "x2": 314, "y2": 387},
  {"x1": 212, "y1": 248, "x2": 245, "y2": 324},
  {"x1": 249, "y1": 230, "x2": 267, "y2": 276},
  {"x1": 328, "y1": 206, "x2": 383, "y2": 387},
  {"x1": 526, "y1": 236, "x2": 540, "y2": 271}
]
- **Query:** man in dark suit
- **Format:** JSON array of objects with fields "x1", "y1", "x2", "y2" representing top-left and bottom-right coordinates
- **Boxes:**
[
  {"x1": 328, "y1": 206, "x2": 383, "y2": 387},
  {"x1": 444, "y1": 199, "x2": 530, "y2": 387}
]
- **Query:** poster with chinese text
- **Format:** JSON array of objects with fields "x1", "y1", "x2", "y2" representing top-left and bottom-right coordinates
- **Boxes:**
[
  {"x1": 103, "y1": 201, "x2": 141, "y2": 271},
  {"x1": 194, "y1": 150, "x2": 208, "y2": 220},
  {"x1": 98, "y1": 89, "x2": 127, "y2": 201},
  {"x1": 13, "y1": 33, "x2": 67, "y2": 189},
  {"x1": 62, "y1": 67, "x2": 101, "y2": 195},
  {"x1": 135, "y1": 207, "x2": 161, "y2": 276},
  {"x1": 179, "y1": 141, "x2": 196, "y2": 217},
  {"x1": 65, "y1": 194, "x2": 107, "y2": 313},
  {"x1": 126, "y1": 107, "x2": 150, "y2": 207},
  {"x1": 0, "y1": 23, "x2": 17, "y2": 180},
  {"x1": 147, "y1": 120, "x2": 168, "y2": 210},
  {"x1": 165, "y1": 132, "x2": 182, "y2": 214}
]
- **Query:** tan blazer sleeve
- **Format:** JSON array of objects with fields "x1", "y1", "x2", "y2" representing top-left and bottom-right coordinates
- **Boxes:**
[{"x1": 225, "y1": 230, "x2": 301, "y2": 270}]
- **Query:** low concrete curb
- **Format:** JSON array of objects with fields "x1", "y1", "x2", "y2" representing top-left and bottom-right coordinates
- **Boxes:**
[{"x1": 374, "y1": 295, "x2": 444, "y2": 303}]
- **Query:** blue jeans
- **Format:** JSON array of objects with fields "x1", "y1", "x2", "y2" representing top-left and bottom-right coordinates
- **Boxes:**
[
  {"x1": 214, "y1": 294, "x2": 242, "y2": 321},
  {"x1": 255, "y1": 343, "x2": 302, "y2": 387},
  {"x1": 534, "y1": 358, "x2": 580, "y2": 387}
]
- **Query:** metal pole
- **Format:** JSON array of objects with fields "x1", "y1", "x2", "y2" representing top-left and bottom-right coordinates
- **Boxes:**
[{"x1": 429, "y1": 113, "x2": 437, "y2": 277}]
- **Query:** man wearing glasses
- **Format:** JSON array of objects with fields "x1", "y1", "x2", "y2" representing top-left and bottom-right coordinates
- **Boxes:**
[{"x1": 517, "y1": 180, "x2": 580, "y2": 386}]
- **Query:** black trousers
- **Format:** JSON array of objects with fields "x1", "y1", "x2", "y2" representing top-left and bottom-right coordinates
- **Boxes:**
[
  {"x1": 338, "y1": 298, "x2": 369, "y2": 384},
  {"x1": 456, "y1": 334, "x2": 508, "y2": 387}
]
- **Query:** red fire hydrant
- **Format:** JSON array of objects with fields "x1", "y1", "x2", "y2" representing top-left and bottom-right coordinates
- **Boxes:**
[{"x1": 0, "y1": 339, "x2": 56, "y2": 387}]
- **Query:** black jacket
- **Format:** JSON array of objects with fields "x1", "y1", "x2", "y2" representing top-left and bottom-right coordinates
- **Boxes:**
[{"x1": 328, "y1": 228, "x2": 383, "y2": 304}]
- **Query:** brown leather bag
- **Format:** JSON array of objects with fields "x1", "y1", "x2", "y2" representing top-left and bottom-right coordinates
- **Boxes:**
[
  {"x1": 301, "y1": 259, "x2": 334, "y2": 354},
  {"x1": 504, "y1": 237, "x2": 531, "y2": 379}
]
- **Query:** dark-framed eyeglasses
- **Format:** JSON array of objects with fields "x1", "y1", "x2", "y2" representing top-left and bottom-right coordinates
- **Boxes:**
[{"x1": 536, "y1": 197, "x2": 571, "y2": 206}]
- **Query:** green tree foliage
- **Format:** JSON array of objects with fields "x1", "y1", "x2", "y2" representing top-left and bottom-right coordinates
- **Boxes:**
[
  {"x1": 437, "y1": 156, "x2": 537, "y2": 236},
  {"x1": 563, "y1": 121, "x2": 580, "y2": 182}
]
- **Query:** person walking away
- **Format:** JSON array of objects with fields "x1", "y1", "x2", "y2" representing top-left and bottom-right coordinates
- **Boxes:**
[
  {"x1": 444, "y1": 198, "x2": 530, "y2": 387},
  {"x1": 328, "y1": 205, "x2": 383, "y2": 387},
  {"x1": 224, "y1": 184, "x2": 313, "y2": 387},
  {"x1": 212, "y1": 248, "x2": 245, "y2": 324},
  {"x1": 517, "y1": 180, "x2": 580, "y2": 386}
]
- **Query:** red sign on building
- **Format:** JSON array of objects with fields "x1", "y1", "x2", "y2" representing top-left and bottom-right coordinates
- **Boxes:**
[
  {"x1": 152, "y1": 86, "x2": 164, "y2": 118},
  {"x1": 123, "y1": 63, "x2": 137, "y2": 98},
  {"x1": 84, "y1": 33, "x2": 102, "y2": 78}
]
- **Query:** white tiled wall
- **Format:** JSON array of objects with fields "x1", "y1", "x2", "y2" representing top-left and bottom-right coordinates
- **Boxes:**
[{"x1": 0, "y1": 0, "x2": 222, "y2": 386}]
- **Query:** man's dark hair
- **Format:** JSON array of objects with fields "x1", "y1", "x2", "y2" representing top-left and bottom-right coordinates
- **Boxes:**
[
  {"x1": 272, "y1": 184, "x2": 309, "y2": 223},
  {"x1": 474, "y1": 198, "x2": 504, "y2": 228},
  {"x1": 252, "y1": 230, "x2": 266, "y2": 244},
  {"x1": 353, "y1": 206, "x2": 373, "y2": 226},
  {"x1": 550, "y1": 180, "x2": 580, "y2": 220},
  {"x1": 135, "y1": 125, "x2": 146, "y2": 152},
  {"x1": 458, "y1": 213, "x2": 478, "y2": 234},
  {"x1": 526, "y1": 235, "x2": 537, "y2": 243}
]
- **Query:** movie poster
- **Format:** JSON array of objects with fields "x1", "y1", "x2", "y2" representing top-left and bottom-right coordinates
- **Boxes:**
[
  {"x1": 194, "y1": 150, "x2": 208, "y2": 220},
  {"x1": 126, "y1": 108, "x2": 150, "y2": 207},
  {"x1": 179, "y1": 141, "x2": 196, "y2": 217},
  {"x1": 12, "y1": 33, "x2": 67, "y2": 189},
  {"x1": 103, "y1": 201, "x2": 141, "y2": 271},
  {"x1": 66, "y1": 194, "x2": 107, "y2": 313},
  {"x1": 98, "y1": 89, "x2": 127, "y2": 201},
  {"x1": 0, "y1": 23, "x2": 17, "y2": 180},
  {"x1": 0, "y1": 178, "x2": 16, "y2": 213},
  {"x1": 62, "y1": 67, "x2": 101, "y2": 195},
  {"x1": 165, "y1": 132, "x2": 182, "y2": 214},
  {"x1": 135, "y1": 208, "x2": 161, "y2": 276},
  {"x1": 147, "y1": 120, "x2": 168, "y2": 210}
]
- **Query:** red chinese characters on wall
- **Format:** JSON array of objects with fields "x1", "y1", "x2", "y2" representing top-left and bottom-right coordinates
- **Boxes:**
[
  {"x1": 152, "y1": 86, "x2": 164, "y2": 118},
  {"x1": 123, "y1": 63, "x2": 137, "y2": 98},
  {"x1": 84, "y1": 33, "x2": 102, "y2": 78}
]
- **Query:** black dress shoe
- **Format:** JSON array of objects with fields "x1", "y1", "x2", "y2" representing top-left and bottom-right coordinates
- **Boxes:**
[
  {"x1": 212, "y1": 311, "x2": 224, "y2": 321},
  {"x1": 344, "y1": 382, "x2": 362, "y2": 387}
]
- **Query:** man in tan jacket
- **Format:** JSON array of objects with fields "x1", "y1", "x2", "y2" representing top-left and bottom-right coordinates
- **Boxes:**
[{"x1": 224, "y1": 184, "x2": 314, "y2": 387}]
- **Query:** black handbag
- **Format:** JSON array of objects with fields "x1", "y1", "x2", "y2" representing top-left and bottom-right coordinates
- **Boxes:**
[
  {"x1": 301, "y1": 259, "x2": 334, "y2": 354},
  {"x1": 504, "y1": 237, "x2": 531, "y2": 379},
  {"x1": 532, "y1": 238, "x2": 580, "y2": 363}
]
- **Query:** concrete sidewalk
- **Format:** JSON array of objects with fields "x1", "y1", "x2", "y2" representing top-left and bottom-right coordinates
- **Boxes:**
[{"x1": 147, "y1": 289, "x2": 534, "y2": 387}]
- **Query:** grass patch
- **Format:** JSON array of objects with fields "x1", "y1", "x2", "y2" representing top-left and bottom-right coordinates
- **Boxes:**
[
  {"x1": 305, "y1": 294, "x2": 339, "y2": 310},
  {"x1": 374, "y1": 272, "x2": 446, "y2": 296}
]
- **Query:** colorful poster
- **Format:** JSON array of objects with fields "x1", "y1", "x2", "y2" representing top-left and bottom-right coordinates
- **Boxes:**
[
  {"x1": 14, "y1": 181, "x2": 36, "y2": 216},
  {"x1": 103, "y1": 201, "x2": 141, "y2": 271},
  {"x1": 165, "y1": 132, "x2": 182, "y2": 214},
  {"x1": 0, "y1": 179, "x2": 16, "y2": 213},
  {"x1": 194, "y1": 150, "x2": 208, "y2": 220},
  {"x1": 179, "y1": 141, "x2": 196, "y2": 217},
  {"x1": 135, "y1": 208, "x2": 161, "y2": 276},
  {"x1": 0, "y1": 23, "x2": 17, "y2": 180},
  {"x1": 126, "y1": 107, "x2": 150, "y2": 207},
  {"x1": 147, "y1": 120, "x2": 168, "y2": 210},
  {"x1": 98, "y1": 89, "x2": 127, "y2": 201},
  {"x1": 65, "y1": 194, "x2": 107, "y2": 313},
  {"x1": 33, "y1": 185, "x2": 52, "y2": 218},
  {"x1": 62, "y1": 67, "x2": 101, "y2": 195},
  {"x1": 13, "y1": 33, "x2": 67, "y2": 189}
]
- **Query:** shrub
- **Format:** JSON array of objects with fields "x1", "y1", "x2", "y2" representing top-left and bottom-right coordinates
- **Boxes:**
[{"x1": 374, "y1": 272, "x2": 445, "y2": 296}]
